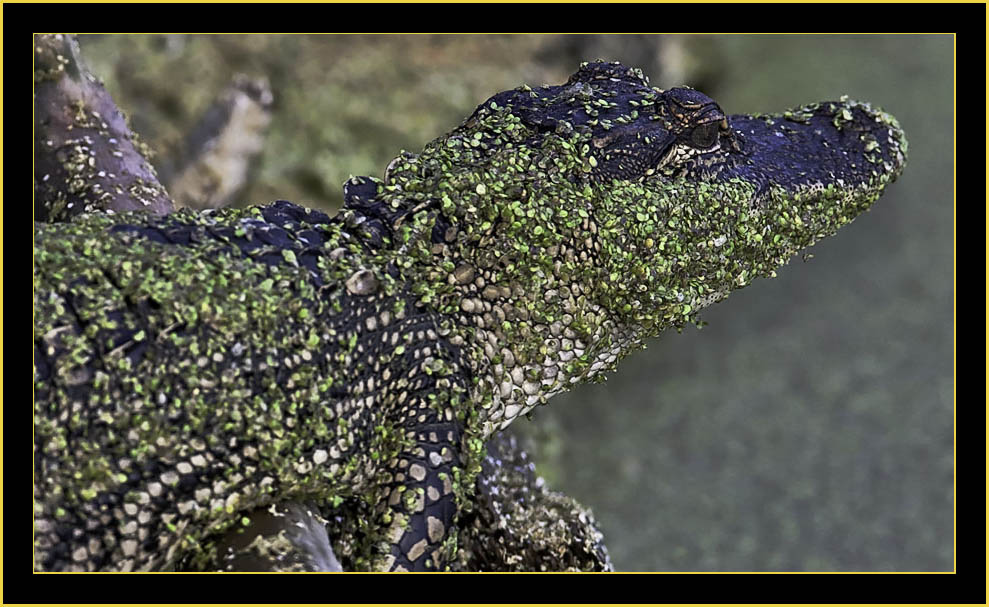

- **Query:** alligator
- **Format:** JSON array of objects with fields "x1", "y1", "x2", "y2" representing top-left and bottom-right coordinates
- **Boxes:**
[{"x1": 33, "y1": 60, "x2": 907, "y2": 572}]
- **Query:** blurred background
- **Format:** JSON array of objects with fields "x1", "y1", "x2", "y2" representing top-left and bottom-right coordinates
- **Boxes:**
[{"x1": 77, "y1": 34, "x2": 954, "y2": 571}]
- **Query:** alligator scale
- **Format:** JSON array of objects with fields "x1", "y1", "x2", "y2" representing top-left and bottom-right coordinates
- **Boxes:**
[{"x1": 33, "y1": 61, "x2": 907, "y2": 571}]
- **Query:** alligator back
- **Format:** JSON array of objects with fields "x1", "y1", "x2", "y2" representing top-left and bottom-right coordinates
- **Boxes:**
[{"x1": 34, "y1": 201, "x2": 471, "y2": 571}]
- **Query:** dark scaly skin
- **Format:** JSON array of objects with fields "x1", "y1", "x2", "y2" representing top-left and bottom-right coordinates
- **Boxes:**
[
  {"x1": 34, "y1": 201, "x2": 471, "y2": 571},
  {"x1": 458, "y1": 432, "x2": 613, "y2": 571},
  {"x1": 33, "y1": 61, "x2": 907, "y2": 571}
]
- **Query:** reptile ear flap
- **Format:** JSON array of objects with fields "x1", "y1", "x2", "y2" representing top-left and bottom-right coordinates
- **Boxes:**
[{"x1": 588, "y1": 126, "x2": 677, "y2": 182}]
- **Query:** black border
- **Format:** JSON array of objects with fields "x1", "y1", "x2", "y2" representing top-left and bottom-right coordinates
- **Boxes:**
[{"x1": 1, "y1": 2, "x2": 981, "y2": 33}]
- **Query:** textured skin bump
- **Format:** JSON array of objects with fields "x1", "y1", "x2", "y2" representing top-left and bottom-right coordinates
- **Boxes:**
[{"x1": 34, "y1": 61, "x2": 906, "y2": 571}]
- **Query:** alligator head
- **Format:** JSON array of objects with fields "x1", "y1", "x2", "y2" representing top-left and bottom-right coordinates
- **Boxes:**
[{"x1": 341, "y1": 59, "x2": 908, "y2": 436}]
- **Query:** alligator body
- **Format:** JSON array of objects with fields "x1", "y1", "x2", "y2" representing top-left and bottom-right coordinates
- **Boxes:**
[{"x1": 33, "y1": 61, "x2": 907, "y2": 571}]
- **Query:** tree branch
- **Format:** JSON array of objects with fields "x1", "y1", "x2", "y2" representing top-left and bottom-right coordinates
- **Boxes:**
[{"x1": 34, "y1": 34, "x2": 173, "y2": 221}]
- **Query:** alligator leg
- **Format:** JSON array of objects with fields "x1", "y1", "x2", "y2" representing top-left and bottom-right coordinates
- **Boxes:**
[
  {"x1": 210, "y1": 501, "x2": 343, "y2": 572},
  {"x1": 378, "y1": 418, "x2": 464, "y2": 571}
]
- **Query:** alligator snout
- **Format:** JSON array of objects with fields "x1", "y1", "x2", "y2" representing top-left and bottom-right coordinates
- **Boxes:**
[{"x1": 725, "y1": 97, "x2": 908, "y2": 197}]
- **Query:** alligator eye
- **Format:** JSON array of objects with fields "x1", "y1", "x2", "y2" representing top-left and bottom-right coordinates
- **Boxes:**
[{"x1": 689, "y1": 122, "x2": 720, "y2": 149}]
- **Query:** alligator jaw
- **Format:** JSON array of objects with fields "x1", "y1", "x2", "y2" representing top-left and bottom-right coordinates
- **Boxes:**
[{"x1": 726, "y1": 97, "x2": 908, "y2": 214}]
